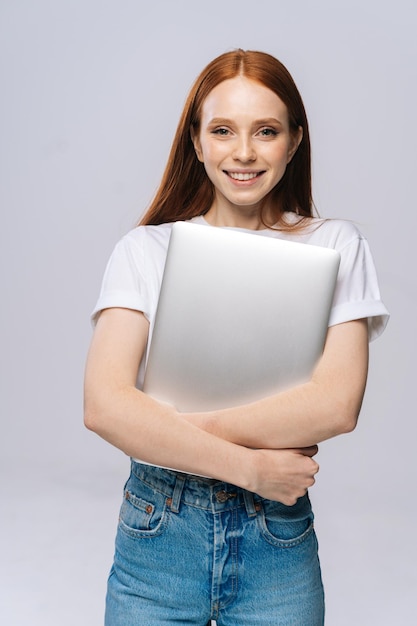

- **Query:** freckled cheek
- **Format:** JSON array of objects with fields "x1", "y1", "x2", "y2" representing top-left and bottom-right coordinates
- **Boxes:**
[
  {"x1": 207, "y1": 145, "x2": 228, "y2": 163},
  {"x1": 266, "y1": 143, "x2": 288, "y2": 159},
  {"x1": 199, "y1": 148, "x2": 224, "y2": 182}
]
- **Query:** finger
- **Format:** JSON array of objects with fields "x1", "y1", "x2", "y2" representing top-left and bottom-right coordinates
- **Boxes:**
[{"x1": 310, "y1": 459, "x2": 320, "y2": 475}]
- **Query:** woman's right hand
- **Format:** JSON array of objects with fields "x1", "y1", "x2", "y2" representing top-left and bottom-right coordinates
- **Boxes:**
[{"x1": 245, "y1": 446, "x2": 319, "y2": 504}]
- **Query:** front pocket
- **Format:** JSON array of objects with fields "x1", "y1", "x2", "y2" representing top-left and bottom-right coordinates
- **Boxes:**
[
  {"x1": 118, "y1": 481, "x2": 170, "y2": 539},
  {"x1": 257, "y1": 500, "x2": 315, "y2": 547}
]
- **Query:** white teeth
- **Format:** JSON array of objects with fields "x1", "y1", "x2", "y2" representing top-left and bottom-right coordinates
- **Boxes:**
[{"x1": 228, "y1": 172, "x2": 259, "y2": 181}]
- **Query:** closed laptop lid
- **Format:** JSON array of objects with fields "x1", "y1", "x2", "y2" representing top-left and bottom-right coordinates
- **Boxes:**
[{"x1": 143, "y1": 221, "x2": 340, "y2": 412}]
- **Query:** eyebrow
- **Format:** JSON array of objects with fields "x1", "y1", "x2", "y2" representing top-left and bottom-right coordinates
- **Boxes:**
[{"x1": 207, "y1": 117, "x2": 284, "y2": 127}]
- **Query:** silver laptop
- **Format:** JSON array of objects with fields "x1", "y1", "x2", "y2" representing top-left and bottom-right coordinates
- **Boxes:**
[{"x1": 143, "y1": 221, "x2": 340, "y2": 412}]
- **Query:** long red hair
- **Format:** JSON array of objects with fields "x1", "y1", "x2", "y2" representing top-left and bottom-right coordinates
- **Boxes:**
[{"x1": 139, "y1": 49, "x2": 314, "y2": 228}]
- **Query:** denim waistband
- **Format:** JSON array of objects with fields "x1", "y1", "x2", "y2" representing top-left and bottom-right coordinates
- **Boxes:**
[{"x1": 130, "y1": 460, "x2": 261, "y2": 517}]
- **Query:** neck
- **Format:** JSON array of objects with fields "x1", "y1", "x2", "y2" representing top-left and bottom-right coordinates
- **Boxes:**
[{"x1": 203, "y1": 204, "x2": 271, "y2": 231}]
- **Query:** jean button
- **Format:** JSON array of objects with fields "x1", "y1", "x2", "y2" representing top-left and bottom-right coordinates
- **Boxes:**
[
  {"x1": 216, "y1": 490, "x2": 229, "y2": 503},
  {"x1": 216, "y1": 490, "x2": 235, "y2": 502}
]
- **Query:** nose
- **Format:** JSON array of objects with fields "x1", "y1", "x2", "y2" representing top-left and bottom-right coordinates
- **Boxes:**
[{"x1": 232, "y1": 134, "x2": 256, "y2": 162}]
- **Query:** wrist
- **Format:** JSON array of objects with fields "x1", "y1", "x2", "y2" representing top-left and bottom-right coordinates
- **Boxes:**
[{"x1": 227, "y1": 447, "x2": 259, "y2": 493}]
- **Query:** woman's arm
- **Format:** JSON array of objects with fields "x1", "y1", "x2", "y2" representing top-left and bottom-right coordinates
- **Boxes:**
[
  {"x1": 83, "y1": 307, "x2": 319, "y2": 504},
  {"x1": 185, "y1": 319, "x2": 369, "y2": 449}
]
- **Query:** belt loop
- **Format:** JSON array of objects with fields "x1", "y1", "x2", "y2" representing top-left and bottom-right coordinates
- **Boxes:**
[
  {"x1": 169, "y1": 473, "x2": 186, "y2": 513},
  {"x1": 243, "y1": 489, "x2": 257, "y2": 518}
]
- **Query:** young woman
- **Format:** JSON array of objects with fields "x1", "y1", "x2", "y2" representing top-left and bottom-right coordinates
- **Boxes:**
[{"x1": 84, "y1": 49, "x2": 389, "y2": 625}]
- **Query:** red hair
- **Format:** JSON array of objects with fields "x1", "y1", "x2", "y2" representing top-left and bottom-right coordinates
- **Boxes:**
[{"x1": 139, "y1": 49, "x2": 314, "y2": 228}]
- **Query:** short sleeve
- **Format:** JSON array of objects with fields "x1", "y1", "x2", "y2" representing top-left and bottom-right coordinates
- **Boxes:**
[
  {"x1": 328, "y1": 233, "x2": 389, "y2": 341},
  {"x1": 91, "y1": 233, "x2": 150, "y2": 324}
]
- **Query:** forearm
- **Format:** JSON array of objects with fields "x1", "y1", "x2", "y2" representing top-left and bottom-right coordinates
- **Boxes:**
[
  {"x1": 83, "y1": 309, "x2": 251, "y2": 483},
  {"x1": 194, "y1": 380, "x2": 356, "y2": 449},
  {"x1": 84, "y1": 383, "x2": 252, "y2": 482},
  {"x1": 185, "y1": 320, "x2": 369, "y2": 449}
]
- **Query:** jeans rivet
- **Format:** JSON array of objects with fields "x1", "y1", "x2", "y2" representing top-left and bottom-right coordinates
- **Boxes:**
[{"x1": 216, "y1": 490, "x2": 229, "y2": 503}]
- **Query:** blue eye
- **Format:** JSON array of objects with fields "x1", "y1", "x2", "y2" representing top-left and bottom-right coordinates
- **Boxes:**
[
  {"x1": 259, "y1": 128, "x2": 278, "y2": 137},
  {"x1": 212, "y1": 128, "x2": 230, "y2": 136}
]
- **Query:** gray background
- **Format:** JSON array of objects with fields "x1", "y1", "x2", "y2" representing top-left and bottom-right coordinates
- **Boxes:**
[{"x1": 1, "y1": 1, "x2": 415, "y2": 624}]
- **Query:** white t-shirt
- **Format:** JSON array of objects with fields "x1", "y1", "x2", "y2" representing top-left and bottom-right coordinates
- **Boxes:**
[{"x1": 92, "y1": 214, "x2": 389, "y2": 390}]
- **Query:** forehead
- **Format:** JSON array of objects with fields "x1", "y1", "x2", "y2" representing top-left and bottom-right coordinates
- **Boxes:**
[{"x1": 201, "y1": 76, "x2": 289, "y2": 123}]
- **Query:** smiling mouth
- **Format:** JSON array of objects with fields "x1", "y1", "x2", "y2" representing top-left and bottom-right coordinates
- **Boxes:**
[{"x1": 226, "y1": 171, "x2": 264, "y2": 181}]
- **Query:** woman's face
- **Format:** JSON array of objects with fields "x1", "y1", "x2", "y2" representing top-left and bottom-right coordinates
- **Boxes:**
[{"x1": 192, "y1": 76, "x2": 302, "y2": 228}]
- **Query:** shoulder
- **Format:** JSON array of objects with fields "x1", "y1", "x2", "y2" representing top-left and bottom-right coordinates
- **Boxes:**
[
  {"x1": 274, "y1": 214, "x2": 365, "y2": 250},
  {"x1": 112, "y1": 222, "x2": 174, "y2": 265},
  {"x1": 299, "y1": 218, "x2": 366, "y2": 251},
  {"x1": 101, "y1": 222, "x2": 175, "y2": 283},
  {"x1": 122, "y1": 222, "x2": 174, "y2": 250}
]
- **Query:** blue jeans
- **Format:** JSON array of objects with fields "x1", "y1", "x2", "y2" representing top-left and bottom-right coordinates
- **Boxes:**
[{"x1": 105, "y1": 461, "x2": 324, "y2": 625}]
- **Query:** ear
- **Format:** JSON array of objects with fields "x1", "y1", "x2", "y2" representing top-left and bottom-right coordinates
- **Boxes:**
[
  {"x1": 287, "y1": 126, "x2": 303, "y2": 163},
  {"x1": 190, "y1": 128, "x2": 204, "y2": 162}
]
